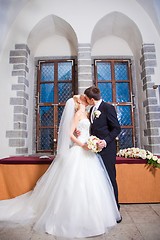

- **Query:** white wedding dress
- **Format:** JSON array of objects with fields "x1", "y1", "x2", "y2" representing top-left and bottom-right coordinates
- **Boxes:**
[{"x1": 0, "y1": 118, "x2": 120, "y2": 238}]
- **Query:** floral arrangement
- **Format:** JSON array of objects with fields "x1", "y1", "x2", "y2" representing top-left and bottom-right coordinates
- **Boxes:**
[
  {"x1": 94, "y1": 110, "x2": 101, "y2": 118},
  {"x1": 117, "y1": 147, "x2": 160, "y2": 168},
  {"x1": 87, "y1": 135, "x2": 102, "y2": 153}
]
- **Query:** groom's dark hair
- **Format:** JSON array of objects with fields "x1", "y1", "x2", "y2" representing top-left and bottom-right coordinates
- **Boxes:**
[{"x1": 84, "y1": 86, "x2": 101, "y2": 100}]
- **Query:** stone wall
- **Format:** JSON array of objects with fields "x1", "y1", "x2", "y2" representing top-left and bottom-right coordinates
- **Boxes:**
[
  {"x1": 6, "y1": 44, "x2": 30, "y2": 155},
  {"x1": 78, "y1": 43, "x2": 92, "y2": 94},
  {"x1": 5, "y1": 43, "x2": 160, "y2": 155},
  {"x1": 140, "y1": 43, "x2": 160, "y2": 154}
]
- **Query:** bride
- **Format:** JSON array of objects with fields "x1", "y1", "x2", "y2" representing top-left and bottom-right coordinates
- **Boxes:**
[{"x1": 0, "y1": 95, "x2": 121, "y2": 238}]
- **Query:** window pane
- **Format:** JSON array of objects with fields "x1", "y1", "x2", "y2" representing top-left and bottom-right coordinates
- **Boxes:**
[
  {"x1": 118, "y1": 128, "x2": 133, "y2": 149},
  {"x1": 98, "y1": 82, "x2": 112, "y2": 102},
  {"x1": 58, "y1": 83, "x2": 72, "y2": 102},
  {"x1": 117, "y1": 105, "x2": 132, "y2": 125},
  {"x1": 115, "y1": 63, "x2": 128, "y2": 80},
  {"x1": 116, "y1": 83, "x2": 130, "y2": 102},
  {"x1": 41, "y1": 63, "x2": 54, "y2": 81},
  {"x1": 58, "y1": 106, "x2": 65, "y2": 127},
  {"x1": 39, "y1": 128, "x2": 54, "y2": 150},
  {"x1": 40, "y1": 84, "x2": 54, "y2": 103},
  {"x1": 58, "y1": 62, "x2": 72, "y2": 81},
  {"x1": 97, "y1": 62, "x2": 111, "y2": 81},
  {"x1": 40, "y1": 106, "x2": 53, "y2": 126}
]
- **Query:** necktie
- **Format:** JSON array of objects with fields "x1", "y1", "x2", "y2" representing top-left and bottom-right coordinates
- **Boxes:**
[{"x1": 91, "y1": 106, "x2": 96, "y2": 123}]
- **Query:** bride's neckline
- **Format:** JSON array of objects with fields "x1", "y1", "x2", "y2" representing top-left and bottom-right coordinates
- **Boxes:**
[{"x1": 79, "y1": 118, "x2": 89, "y2": 123}]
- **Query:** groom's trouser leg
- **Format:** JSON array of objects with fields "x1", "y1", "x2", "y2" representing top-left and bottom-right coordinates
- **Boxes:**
[
  {"x1": 106, "y1": 162, "x2": 119, "y2": 210},
  {"x1": 100, "y1": 152, "x2": 120, "y2": 210}
]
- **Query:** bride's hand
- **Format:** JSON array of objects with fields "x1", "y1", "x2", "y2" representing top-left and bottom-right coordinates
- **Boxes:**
[{"x1": 82, "y1": 143, "x2": 89, "y2": 151}]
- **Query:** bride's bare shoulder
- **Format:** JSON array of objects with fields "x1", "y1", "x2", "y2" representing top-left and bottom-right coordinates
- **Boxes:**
[{"x1": 75, "y1": 110, "x2": 82, "y2": 118}]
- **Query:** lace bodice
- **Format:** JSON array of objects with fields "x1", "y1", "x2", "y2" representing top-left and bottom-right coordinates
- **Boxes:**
[{"x1": 77, "y1": 118, "x2": 90, "y2": 143}]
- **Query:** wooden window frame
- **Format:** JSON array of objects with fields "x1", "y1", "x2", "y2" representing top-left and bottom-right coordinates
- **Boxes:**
[
  {"x1": 36, "y1": 59, "x2": 76, "y2": 153},
  {"x1": 94, "y1": 59, "x2": 135, "y2": 148}
]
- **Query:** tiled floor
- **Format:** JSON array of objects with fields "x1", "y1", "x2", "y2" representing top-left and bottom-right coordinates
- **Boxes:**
[{"x1": 0, "y1": 204, "x2": 160, "y2": 240}]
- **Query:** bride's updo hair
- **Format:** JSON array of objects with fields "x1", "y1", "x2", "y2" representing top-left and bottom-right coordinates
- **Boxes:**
[{"x1": 73, "y1": 95, "x2": 81, "y2": 111}]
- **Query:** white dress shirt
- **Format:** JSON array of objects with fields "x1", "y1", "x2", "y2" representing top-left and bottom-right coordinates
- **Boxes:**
[{"x1": 91, "y1": 99, "x2": 102, "y2": 123}]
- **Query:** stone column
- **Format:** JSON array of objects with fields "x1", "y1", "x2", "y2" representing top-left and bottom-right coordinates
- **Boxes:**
[
  {"x1": 6, "y1": 44, "x2": 30, "y2": 155},
  {"x1": 140, "y1": 43, "x2": 160, "y2": 154},
  {"x1": 78, "y1": 43, "x2": 92, "y2": 94}
]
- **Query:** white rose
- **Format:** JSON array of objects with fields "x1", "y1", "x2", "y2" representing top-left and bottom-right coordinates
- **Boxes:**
[
  {"x1": 153, "y1": 156, "x2": 158, "y2": 161},
  {"x1": 94, "y1": 110, "x2": 101, "y2": 118},
  {"x1": 141, "y1": 154, "x2": 146, "y2": 159},
  {"x1": 146, "y1": 155, "x2": 152, "y2": 160}
]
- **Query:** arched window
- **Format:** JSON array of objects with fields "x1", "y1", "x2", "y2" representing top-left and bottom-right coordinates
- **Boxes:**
[
  {"x1": 36, "y1": 59, "x2": 76, "y2": 154},
  {"x1": 94, "y1": 59, "x2": 135, "y2": 150}
]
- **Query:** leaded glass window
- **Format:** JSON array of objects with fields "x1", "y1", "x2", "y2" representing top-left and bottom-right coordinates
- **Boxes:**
[
  {"x1": 94, "y1": 59, "x2": 135, "y2": 150},
  {"x1": 36, "y1": 59, "x2": 76, "y2": 153}
]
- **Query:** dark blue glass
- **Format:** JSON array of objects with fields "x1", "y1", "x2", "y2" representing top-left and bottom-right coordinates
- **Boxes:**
[
  {"x1": 58, "y1": 83, "x2": 72, "y2": 102},
  {"x1": 98, "y1": 82, "x2": 112, "y2": 102},
  {"x1": 40, "y1": 84, "x2": 54, "y2": 103},
  {"x1": 41, "y1": 64, "x2": 54, "y2": 81},
  {"x1": 116, "y1": 83, "x2": 130, "y2": 102},
  {"x1": 40, "y1": 128, "x2": 54, "y2": 150},
  {"x1": 40, "y1": 106, "x2": 53, "y2": 126},
  {"x1": 97, "y1": 62, "x2": 111, "y2": 81},
  {"x1": 118, "y1": 128, "x2": 133, "y2": 149},
  {"x1": 117, "y1": 105, "x2": 131, "y2": 125},
  {"x1": 58, "y1": 106, "x2": 65, "y2": 126},
  {"x1": 115, "y1": 63, "x2": 128, "y2": 80},
  {"x1": 58, "y1": 62, "x2": 72, "y2": 81}
]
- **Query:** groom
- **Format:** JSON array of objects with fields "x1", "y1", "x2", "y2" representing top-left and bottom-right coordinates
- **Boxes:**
[{"x1": 84, "y1": 86, "x2": 121, "y2": 214}]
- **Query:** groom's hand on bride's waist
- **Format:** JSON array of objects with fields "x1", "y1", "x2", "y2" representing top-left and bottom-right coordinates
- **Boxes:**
[
  {"x1": 74, "y1": 128, "x2": 81, "y2": 137},
  {"x1": 97, "y1": 140, "x2": 107, "y2": 150}
]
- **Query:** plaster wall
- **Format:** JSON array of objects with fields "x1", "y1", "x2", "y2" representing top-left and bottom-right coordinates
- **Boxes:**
[{"x1": 0, "y1": 0, "x2": 160, "y2": 157}]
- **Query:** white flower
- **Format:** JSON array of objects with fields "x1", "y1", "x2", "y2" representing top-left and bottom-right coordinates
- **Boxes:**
[
  {"x1": 152, "y1": 156, "x2": 158, "y2": 161},
  {"x1": 117, "y1": 147, "x2": 160, "y2": 169},
  {"x1": 87, "y1": 135, "x2": 101, "y2": 153},
  {"x1": 146, "y1": 154, "x2": 152, "y2": 160},
  {"x1": 94, "y1": 110, "x2": 101, "y2": 118}
]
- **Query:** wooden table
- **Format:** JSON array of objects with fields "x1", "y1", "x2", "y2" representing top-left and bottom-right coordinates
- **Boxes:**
[{"x1": 0, "y1": 156, "x2": 160, "y2": 203}]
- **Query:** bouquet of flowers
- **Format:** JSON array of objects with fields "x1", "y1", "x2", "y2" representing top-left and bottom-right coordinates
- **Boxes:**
[
  {"x1": 87, "y1": 135, "x2": 102, "y2": 153},
  {"x1": 117, "y1": 147, "x2": 160, "y2": 168}
]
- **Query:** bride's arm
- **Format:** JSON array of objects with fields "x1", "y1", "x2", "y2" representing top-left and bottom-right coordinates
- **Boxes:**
[{"x1": 70, "y1": 112, "x2": 84, "y2": 147}]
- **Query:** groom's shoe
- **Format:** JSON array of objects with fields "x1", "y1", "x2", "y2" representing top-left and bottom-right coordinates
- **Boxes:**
[{"x1": 117, "y1": 216, "x2": 122, "y2": 223}]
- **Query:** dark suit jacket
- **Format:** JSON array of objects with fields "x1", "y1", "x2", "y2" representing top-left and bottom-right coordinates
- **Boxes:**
[{"x1": 90, "y1": 101, "x2": 121, "y2": 163}]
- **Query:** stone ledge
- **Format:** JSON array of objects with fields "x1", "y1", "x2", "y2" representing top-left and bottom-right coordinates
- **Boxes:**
[
  {"x1": 18, "y1": 77, "x2": 29, "y2": 87},
  {"x1": 141, "y1": 68, "x2": 155, "y2": 79},
  {"x1": 9, "y1": 57, "x2": 27, "y2": 64},
  {"x1": 13, "y1": 64, "x2": 29, "y2": 72},
  {"x1": 14, "y1": 114, "x2": 27, "y2": 122},
  {"x1": 15, "y1": 44, "x2": 30, "y2": 55},
  {"x1": 14, "y1": 122, "x2": 27, "y2": 130},
  {"x1": 10, "y1": 50, "x2": 28, "y2": 58},
  {"x1": 10, "y1": 97, "x2": 26, "y2": 106},
  {"x1": 143, "y1": 98, "x2": 157, "y2": 107},
  {"x1": 9, "y1": 139, "x2": 25, "y2": 147},
  {"x1": 0, "y1": 156, "x2": 148, "y2": 164},
  {"x1": 12, "y1": 70, "x2": 26, "y2": 77},
  {"x1": 141, "y1": 44, "x2": 156, "y2": 54},
  {"x1": 6, "y1": 130, "x2": 27, "y2": 138}
]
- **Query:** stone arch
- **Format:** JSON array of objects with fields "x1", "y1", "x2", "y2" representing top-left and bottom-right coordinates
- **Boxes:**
[
  {"x1": 27, "y1": 14, "x2": 78, "y2": 56},
  {"x1": 7, "y1": 15, "x2": 78, "y2": 155},
  {"x1": 90, "y1": 12, "x2": 160, "y2": 154},
  {"x1": 91, "y1": 11, "x2": 143, "y2": 55}
]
